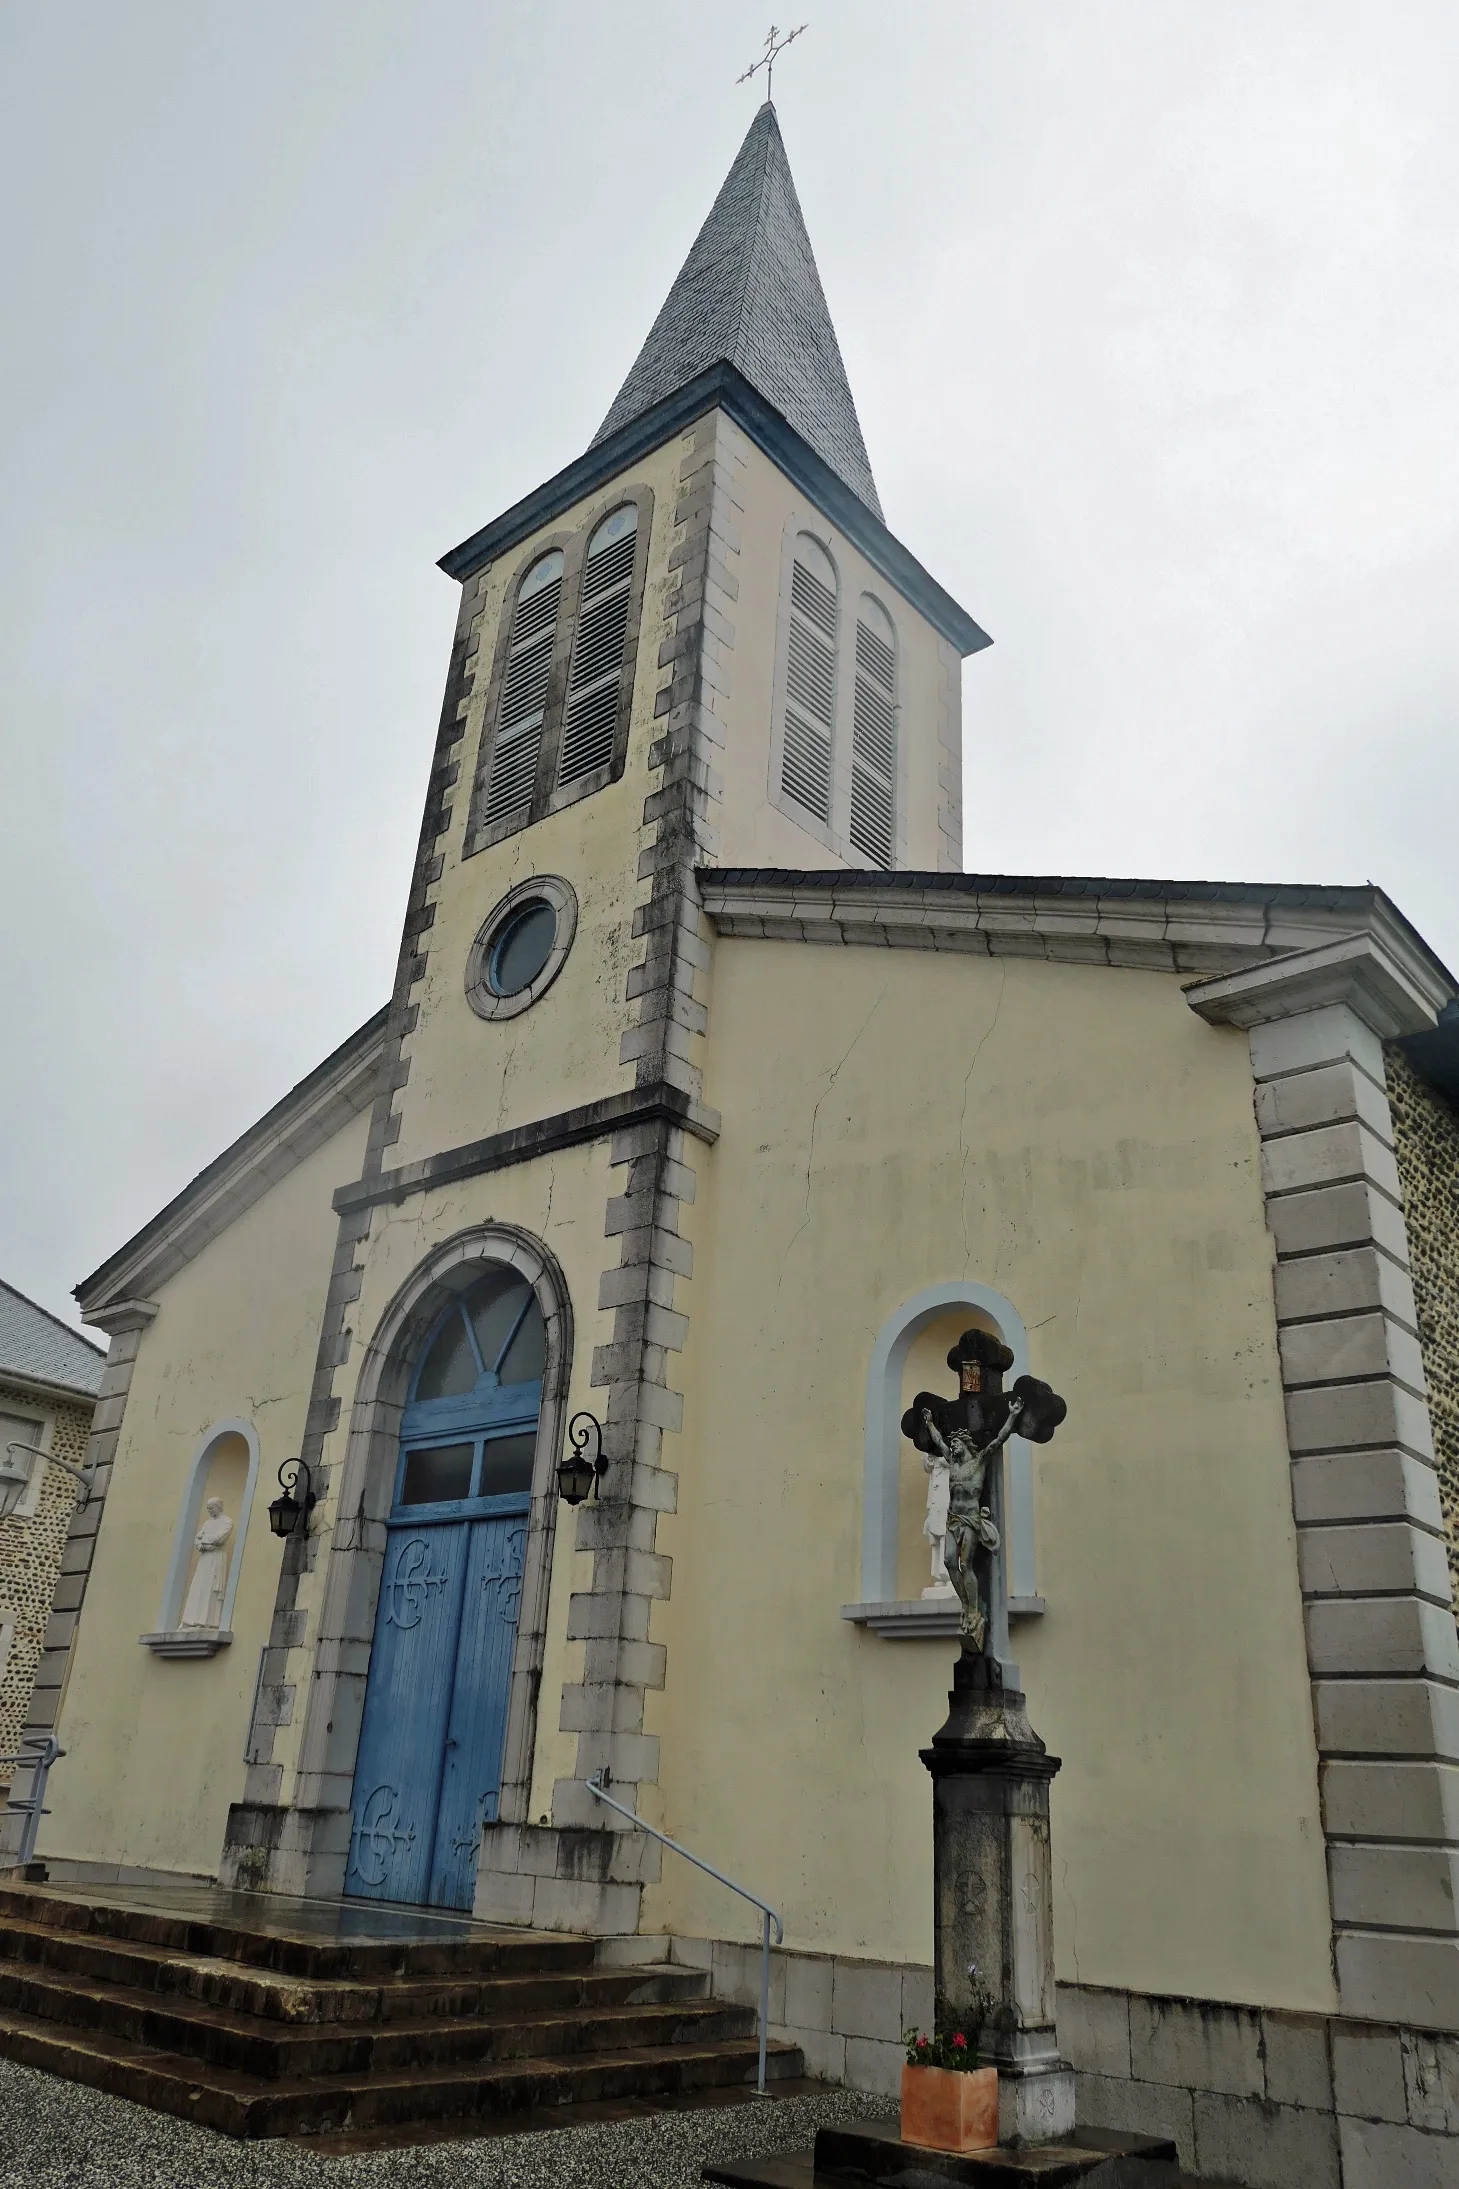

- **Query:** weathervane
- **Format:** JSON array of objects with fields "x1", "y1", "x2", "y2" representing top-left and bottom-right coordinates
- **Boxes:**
[{"x1": 737, "y1": 22, "x2": 808, "y2": 104}]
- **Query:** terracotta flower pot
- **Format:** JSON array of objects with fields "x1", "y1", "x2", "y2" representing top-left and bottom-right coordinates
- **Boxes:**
[{"x1": 900, "y1": 2061, "x2": 999, "y2": 2153}]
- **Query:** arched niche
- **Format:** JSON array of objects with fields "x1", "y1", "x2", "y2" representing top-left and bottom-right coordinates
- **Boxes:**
[
  {"x1": 858, "y1": 1283, "x2": 1040, "y2": 1650},
  {"x1": 148, "y1": 1419, "x2": 260, "y2": 1654}
]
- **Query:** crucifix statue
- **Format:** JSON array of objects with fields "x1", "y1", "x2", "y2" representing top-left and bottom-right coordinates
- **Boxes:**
[
  {"x1": 908, "y1": 1331, "x2": 1076, "y2": 2145},
  {"x1": 901, "y1": 1330, "x2": 1066, "y2": 1655},
  {"x1": 736, "y1": 22, "x2": 809, "y2": 104}
]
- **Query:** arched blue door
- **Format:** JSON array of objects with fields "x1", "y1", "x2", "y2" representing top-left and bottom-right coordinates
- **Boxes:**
[{"x1": 346, "y1": 1265, "x2": 544, "y2": 1909}]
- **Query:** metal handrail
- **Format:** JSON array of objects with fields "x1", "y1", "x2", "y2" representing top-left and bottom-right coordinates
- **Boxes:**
[
  {"x1": 0, "y1": 1735, "x2": 64, "y2": 1867},
  {"x1": 587, "y1": 1770, "x2": 783, "y2": 2097}
]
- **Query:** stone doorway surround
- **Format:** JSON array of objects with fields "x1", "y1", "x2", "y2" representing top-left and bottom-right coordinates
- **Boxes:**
[
  {"x1": 1187, "y1": 929, "x2": 1459, "y2": 2036},
  {"x1": 222, "y1": 1223, "x2": 574, "y2": 1899}
]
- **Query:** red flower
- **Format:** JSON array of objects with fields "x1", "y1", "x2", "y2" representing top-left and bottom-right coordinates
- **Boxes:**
[
  {"x1": 952, "y1": 2033, "x2": 967, "y2": 2050},
  {"x1": 915, "y1": 2034, "x2": 928, "y2": 2049}
]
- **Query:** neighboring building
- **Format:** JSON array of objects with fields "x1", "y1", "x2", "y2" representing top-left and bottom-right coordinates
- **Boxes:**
[
  {"x1": 0, "y1": 1282, "x2": 105, "y2": 1777},
  {"x1": 21, "y1": 103, "x2": 1459, "y2": 2177}
]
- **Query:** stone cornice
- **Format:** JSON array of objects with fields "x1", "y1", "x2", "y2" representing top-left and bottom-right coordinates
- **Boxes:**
[
  {"x1": 437, "y1": 364, "x2": 991, "y2": 657},
  {"x1": 82, "y1": 1299, "x2": 159, "y2": 1339},
  {"x1": 332, "y1": 1083, "x2": 722, "y2": 1217},
  {"x1": 75, "y1": 1010, "x2": 390, "y2": 1318},
  {"x1": 696, "y1": 870, "x2": 1445, "y2": 982},
  {"x1": 1185, "y1": 934, "x2": 1449, "y2": 1039}
]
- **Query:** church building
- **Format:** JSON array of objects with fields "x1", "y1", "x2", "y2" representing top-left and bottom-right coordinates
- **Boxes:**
[{"x1": 17, "y1": 104, "x2": 1459, "y2": 2175}]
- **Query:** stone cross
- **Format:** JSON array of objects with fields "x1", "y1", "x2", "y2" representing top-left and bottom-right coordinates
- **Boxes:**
[
  {"x1": 905, "y1": 1332, "x2": 1075, "y2": 2147},
  {"x1": 901, "y1": 1329, "x2": 1066, "y2": 1660}
]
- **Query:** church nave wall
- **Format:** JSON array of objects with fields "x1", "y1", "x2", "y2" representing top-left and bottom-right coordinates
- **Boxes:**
[
  {"x1": 43, "y1": 1108, "x2": 371, "y2": 1878},
  {"x1": 639, "y1": 934, "x2": 1336, "y2": 2017}
]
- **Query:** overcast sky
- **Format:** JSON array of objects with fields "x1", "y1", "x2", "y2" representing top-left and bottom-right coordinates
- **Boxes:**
[{"x1": 3, "y1": 1, "x2": 1457, "y2": 1332}]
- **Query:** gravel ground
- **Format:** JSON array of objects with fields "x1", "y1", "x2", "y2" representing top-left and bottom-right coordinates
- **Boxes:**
[{"x1": 0, "y1": 2066, "x2": 897, "y2": 2189}]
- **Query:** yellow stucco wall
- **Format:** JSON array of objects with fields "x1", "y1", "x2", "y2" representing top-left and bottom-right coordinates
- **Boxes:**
[
  {"x1": 640, "y1": 936, "x2": 1337, "y2": 2016},
  {"x1": 45, "y1": 1111, "x2": 370, "y2": 1875}
]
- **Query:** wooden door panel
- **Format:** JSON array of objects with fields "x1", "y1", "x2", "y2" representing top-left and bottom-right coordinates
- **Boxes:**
[
  {"x1": 346, "y1": 1524, "x2": 468, "y2": 1904},
  {"x1": 429, "y1": 1515, "x2": 527, "y2": 1909}
]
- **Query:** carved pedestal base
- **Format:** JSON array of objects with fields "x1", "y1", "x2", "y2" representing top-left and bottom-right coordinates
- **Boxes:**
[
  {"x1": 920, "y1": 1650, "x2": 1073, "y2": 2149},
  {"x1": 998, "y1": 2059, "x2": 1077, "y2": 2145}
]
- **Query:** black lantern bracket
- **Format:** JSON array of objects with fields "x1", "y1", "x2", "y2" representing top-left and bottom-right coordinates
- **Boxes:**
[
  {"x1": 268, "y1": 1458, "x2": 316, "y2": 1540},
  {"x1": 557, "y1": 1412, "x2": 607, "y2": 1506}
]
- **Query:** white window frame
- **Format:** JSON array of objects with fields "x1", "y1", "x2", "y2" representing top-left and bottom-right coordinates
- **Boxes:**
[{"x1": 0, "y1": 1406, "x2": 53, "y2": 1522}]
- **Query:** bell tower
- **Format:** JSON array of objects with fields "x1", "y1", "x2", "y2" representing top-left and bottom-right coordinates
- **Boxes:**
[{"x1": 237, "y1": 101, "x2": 992, "y2": 1924}]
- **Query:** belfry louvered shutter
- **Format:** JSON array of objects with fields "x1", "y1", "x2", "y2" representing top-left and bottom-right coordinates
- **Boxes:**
[
  {"x1": 558, "y1": 506, "x2": 638, "y2": 789},
  {"x1": 781, "y1": 536, "x2": 838, "y2": 824},
  {"x1": 849, "y1": 596, "x2": 896, "y2": 864},
  {"x1": 484, "y1": 550, "x2": 563, "y2": 827}
]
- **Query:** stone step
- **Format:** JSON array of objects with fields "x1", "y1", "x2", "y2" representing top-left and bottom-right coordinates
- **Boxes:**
[
  {"x1": 0, "y1": 1915, "x2": 706, "y2": 2023},
  {"x1": 0, "y1": 1959, "x2": 755, "y2": 2078},
  {"x1": 0, "y1": 2004, "x2": 804, "y2": 2139},
  {"x1": 0, "y1": 1884, "x2": 587, "y2": 1982},
  {"x1": 702, "y1": 2157, "x2": 813, "y2": 2188}
]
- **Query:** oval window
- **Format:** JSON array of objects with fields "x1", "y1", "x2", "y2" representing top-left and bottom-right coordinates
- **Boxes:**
[{"x1": 488, "y1": 899, "x2": 557, "y2": 997}]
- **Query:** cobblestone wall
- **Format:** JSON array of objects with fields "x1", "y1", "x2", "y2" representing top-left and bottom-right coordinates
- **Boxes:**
[
  {"x1": 0, "y1": 1385, "x2": 92, "y2": 1780},
  {"x1": 1385, "y1": 1047, "x2": 1459, "y2": 1611}
]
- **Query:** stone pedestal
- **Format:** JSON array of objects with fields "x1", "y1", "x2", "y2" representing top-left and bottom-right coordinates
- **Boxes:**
[{"x1": 920, "y1": 1650, "x2": 1075, "y2": 2146}]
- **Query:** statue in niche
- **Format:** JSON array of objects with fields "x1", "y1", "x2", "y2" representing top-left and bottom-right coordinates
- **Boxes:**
[
  {"x1": 179, "y1": 1496, "x2": 235, "y2": 1631},
  {"x1": 902, "y1": 1330, "x2": 1067, "y2": 1655}
]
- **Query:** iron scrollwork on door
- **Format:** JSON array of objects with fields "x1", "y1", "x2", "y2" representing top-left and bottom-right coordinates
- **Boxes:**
[
  {"x1": 385, "y1": 1535, "x2": 450, "y2": 1629},
  {"x1": 479, "y1": 1524, "x2": 526, "y2": 1622},
  {"x1": 348, "y1": 1782, "x2": 416, "y2": 1887},
  {"x1": 450, "y1": 1789, "x2": 500, "y2": 1865}
]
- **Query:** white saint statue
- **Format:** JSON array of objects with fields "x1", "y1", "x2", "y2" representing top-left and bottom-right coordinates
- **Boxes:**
[
  {"x1": 921, "y1": 1443, "x2": 956, "y2": 1598},
  {"x1": 179, "y1": 1496, "x2": 234, "y2": 1631}
]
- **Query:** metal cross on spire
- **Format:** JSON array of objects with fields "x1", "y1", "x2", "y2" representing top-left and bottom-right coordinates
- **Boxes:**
[{"x1": 737, "y1": 21, "x2": 808, "y2": 104}]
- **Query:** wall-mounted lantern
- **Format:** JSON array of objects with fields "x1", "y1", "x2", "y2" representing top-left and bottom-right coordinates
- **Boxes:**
[
  {"x1": 0, "y1": 1440, "x2": 95, "y2": 1523},
  {"x1": 267, "y1": 1458, "x2": 316, "y2": 1539},
  {"x1": 556, "y1": 1412, "x2": 606, "y2": 1506}
]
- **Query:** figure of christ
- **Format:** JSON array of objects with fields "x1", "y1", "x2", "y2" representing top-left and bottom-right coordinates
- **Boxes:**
[
  {"x1": 902, "y1": 1327, "x2": 1068, "y2": 1658},
  {"x1": 179, "y1": 1495, "x2": 234, "y2": 1631},
  {"x1": 921, "y1": 1441, "x2": 954, "y2": 1595},
  {"x1": 919, "y1": 1410, "x2": 1007, "y2": 1651}
]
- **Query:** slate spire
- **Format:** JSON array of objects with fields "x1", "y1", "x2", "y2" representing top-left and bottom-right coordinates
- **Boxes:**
[{"x1": 592, "y1": 103, "x2": 882, "y2": 518}]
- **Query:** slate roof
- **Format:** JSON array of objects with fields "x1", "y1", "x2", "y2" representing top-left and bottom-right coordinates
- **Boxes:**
[
  {"x1": 591, "y1": 103, "x2": 883, "y2": 518},
  {"x1": 0, "y1": 1279, "x2": 106, "y2": 1400}
]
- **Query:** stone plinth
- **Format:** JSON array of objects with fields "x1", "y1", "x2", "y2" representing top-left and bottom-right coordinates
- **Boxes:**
[
  {"x1": 703, "y1": 2119, "x2": 1181, "y2": 2186},
  {"x1": 921, "y1": 1651, "x2": 1076, "y2": 2145}
]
